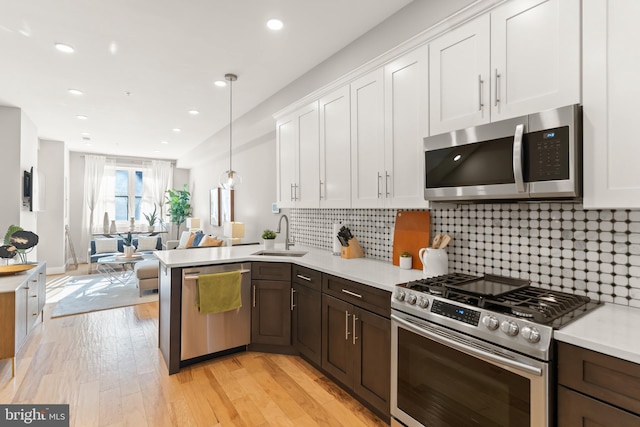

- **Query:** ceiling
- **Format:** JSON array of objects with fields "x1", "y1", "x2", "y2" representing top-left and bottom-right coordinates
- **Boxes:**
[{"x1": 0, "y1": 0, "x2": 412, "y2": 160}]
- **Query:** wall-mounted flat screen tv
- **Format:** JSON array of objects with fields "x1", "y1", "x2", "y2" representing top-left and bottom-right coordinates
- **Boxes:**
[{"x1": 23, "y1": 167, "x2": 33, "y2": 211}]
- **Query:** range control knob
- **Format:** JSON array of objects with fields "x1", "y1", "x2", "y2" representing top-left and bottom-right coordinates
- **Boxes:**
[
  {"x1": 521, "y1": 326, "x2": 541, "y2": 343},
  {"x1": 482, "y1": 315, "x2": 499, "y2": 330},
  {"x1": 395, "y1": 290, "x2": 406, "y2": 301},
  {"x1": 407, "y1": 293, "x2": 417, "y2": 305},
  {"x1": 418, "y1": 297, "x2": 429, "y2": 308},
  {"x1": 417, "y1": 296, "x2": 429, "y2": 309},
  {"x1": 500, "y1": 320, "x2": 519, "y2": 337}
]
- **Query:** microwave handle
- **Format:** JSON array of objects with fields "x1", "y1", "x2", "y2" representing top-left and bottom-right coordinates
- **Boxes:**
[{"x1": 513, "y1": 124, "x2": 525, "y2": 193}]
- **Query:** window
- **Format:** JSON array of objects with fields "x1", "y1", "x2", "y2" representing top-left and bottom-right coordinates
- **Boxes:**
[{"x1": 114, "y1": 169, "x2": 143, "y2": 221}]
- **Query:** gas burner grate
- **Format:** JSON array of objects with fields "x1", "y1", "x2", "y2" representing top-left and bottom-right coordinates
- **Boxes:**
[
  {"x1": 405, "y1": 273, "x2": 481, "y2": 296},
  {"x1": 486, "y1": 287, "x2": 591, "y2": 324}
]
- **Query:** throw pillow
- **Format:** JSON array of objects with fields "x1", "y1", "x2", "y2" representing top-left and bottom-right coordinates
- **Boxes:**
[
  {"x1": 177, "y1": 231, "x2": 192, "y2": 249},
  {"x1": 199, "y1": 236, "x2": 224, "y2": 247},
  {"x1": 137, "y1": 236, "x2": 159, "y2": 251},
  {"x1": 192, "y1": 231, "x2": 205, "y2": 247},
  {"x1": 94, "y1": 238, "x2": 118, "y2": 254},
  {"x1": 185, "y1": 232, "x2": 197, "y2": 248}
]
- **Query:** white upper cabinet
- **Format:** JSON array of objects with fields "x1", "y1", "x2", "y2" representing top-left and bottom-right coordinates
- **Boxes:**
[
  {"x1": 583, "y1": 0, "x2": 640, "y2": 208},
  {"x1": 384, "y1": 46, "x2": 429, "y2": 208},
  {"x1": 276, "y1": 115, "x2": 296, "y2": 208},
  {"x1": 276, "y1": 102, "x2": 319, "y2": 208},
  {"x1": 429, "y1": 0, "x2": 580, "y2": 135},
  {"x1": 490, "y1": 0, "x2": 580, "y2": 121},
  {"x1": 319, "y1": 86, "x2": 351, "y2": 208},
  {"x1": 350, "y1": 69, "x2": 385, "y2": 208},
  {"x1": 429, "y1": 15, "x2": 491, "y2": 135}
]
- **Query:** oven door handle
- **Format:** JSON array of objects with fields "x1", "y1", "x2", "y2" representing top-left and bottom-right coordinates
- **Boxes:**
[{"x1": 391, "y1": 314, "x2": 543, "y2": 377}]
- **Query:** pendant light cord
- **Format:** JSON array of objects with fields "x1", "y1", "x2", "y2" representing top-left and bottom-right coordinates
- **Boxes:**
[{"x1": 228, "y1": 76, "x2": 233, "y2": 173}]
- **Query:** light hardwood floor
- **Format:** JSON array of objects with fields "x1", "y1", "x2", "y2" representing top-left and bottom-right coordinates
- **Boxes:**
[{"x1": 0, "y1": 266, "x2": 389, "y2": 427}]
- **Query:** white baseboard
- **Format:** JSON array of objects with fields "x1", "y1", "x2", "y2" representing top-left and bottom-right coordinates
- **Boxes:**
[{"x1": 46, "y1": 265, "x2": 67, "y2": 275}]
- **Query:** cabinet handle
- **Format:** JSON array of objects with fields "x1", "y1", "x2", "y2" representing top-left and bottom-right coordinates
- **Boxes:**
[
  {"x1": 352, "y1": 315, "x2": 358, "y2": 345},
  {"x1": 31, "y1": 295, "x2": 37, "y2": 298},
  {"x1": 294, "y1": 184, "x2": 299, "y2": 201},
  {"x1": 385, "y1": 171, "x2": 391, "y2": 198},
  {"x1": 252, "y1": 285, "x2": 256, "y2": 307},
  {"x1": 319, "y1": 180, "x2": 324, "y2": 200},
  {"x1": 290, "y1": 183, "x2": 294, "y2": 202},
  {"x1": 341, "y1": 289, "x2": 362, "y2": 299},
  {"x1": 478, "y1": 74, "x2": 484, "y2": 111},
  {"x1": 24, "y1": 286, "x2": 30, "y2": 290},
  {"x1": 32, "y1": 312, "x2": 38, "y2": 317},
  {"x1": 345, "y1": 310, "x2": 351, "y2": 340},
  {"x1": 290, "y1": 288, "x2": 296, "y2": 311},
  {"x1": 296, "y1": 274, "x2": 312, "y2": 282},
  {"x1": 494, "y1": 69, "x2": 501, "y2": 106},
  {"x1": 377, "y1": 172, "x2": 382, "y2": 198}
]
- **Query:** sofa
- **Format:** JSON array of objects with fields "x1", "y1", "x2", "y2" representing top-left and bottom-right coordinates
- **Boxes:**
[
  {"x1": 133, "y1": 231, "x2": 224, "y2": 296},
  {"x1": 88, "y1": 235, "x2": 163, "y2": 273}
]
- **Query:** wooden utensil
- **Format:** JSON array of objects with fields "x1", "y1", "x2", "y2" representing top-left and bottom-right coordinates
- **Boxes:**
[
  {"x1": 439, "y1": 234, "x2": 452, "y2": 249},
  {"x1": 431, "y1": 234, "x2": 442, "y2": 248}
]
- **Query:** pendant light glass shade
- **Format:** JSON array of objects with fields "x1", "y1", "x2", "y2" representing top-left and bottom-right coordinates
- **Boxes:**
[{"x1": 219, "y1": 73, "x2": 242, "y2": 189}]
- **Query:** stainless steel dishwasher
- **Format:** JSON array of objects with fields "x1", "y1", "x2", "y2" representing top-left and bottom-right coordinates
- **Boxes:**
[{"x1": 180, "y1": 263, "x2": 251, "y2": 362}]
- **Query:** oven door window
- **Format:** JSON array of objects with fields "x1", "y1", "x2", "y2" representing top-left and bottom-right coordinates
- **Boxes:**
[{"x1": 397, "y1": 327, "x2": 530, "y2": 427}]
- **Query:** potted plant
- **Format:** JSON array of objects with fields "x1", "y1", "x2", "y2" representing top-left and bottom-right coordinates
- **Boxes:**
[
  {"x1": 399, "y1": 251, "x2": 412, "y2": 270},
  {"x1": 119, "y1": 232, "x2": 135, "y2": 257},
  {"x1": 261, "y1": 229, "x2": 276, "y2": 250},
  {"x1": 165, "y1": 185, "x2": 192, "y2": 239},
  {"x1": 143, "y1": 204, "x2": 159, "y2": 232}
]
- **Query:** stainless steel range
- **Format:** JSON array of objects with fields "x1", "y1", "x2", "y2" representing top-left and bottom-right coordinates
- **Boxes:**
[{"x1": 390, "y1": 273, "x2": 600, "y2": 427}]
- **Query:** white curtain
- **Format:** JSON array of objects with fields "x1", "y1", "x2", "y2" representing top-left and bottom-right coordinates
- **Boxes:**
[
  {"x1": 150, "y1": 160, "x2": 173, "y2": 225},
  {"x1": 81, "y1": 155, "x2": 106, "y2": 261},
  {"x1": 94, "y1": 159, "x2": 116, "y2": 229}
]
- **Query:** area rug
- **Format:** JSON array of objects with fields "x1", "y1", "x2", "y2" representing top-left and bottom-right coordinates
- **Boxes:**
[{"x1": 50, "y1": 274, "x2": 158, "y2": 318}]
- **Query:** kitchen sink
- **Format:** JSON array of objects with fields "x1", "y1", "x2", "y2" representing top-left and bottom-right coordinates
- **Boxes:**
[{"x1": 251, "y1": 250, "x2": 308, "y2": 257}]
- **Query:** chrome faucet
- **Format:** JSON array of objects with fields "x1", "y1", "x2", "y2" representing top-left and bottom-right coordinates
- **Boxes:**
[{"x1": 276, "y1": 214, "x2": 294, "y2": 250}]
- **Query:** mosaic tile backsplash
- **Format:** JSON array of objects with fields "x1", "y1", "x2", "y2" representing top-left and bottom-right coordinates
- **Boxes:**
[{"x1": 290, "y1": 203, "x2": 640, "y2": 308}]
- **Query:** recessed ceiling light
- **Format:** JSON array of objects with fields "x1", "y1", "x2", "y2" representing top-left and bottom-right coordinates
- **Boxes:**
[
  {"x1": 161, "y1": 141, "x2": 169, "y2": 144},
  {"x1": 214, "y1": 80, "x2": 227, "y2": 87},
  {"x1": 172, "y1": 128, "x2": 181, "y2": 133},
  {"x1": 68, "y1": 88, "x2": 83, "y2": 95},
  {"x1": 188, "y1": 109, "x2": 200, "y2": 115},
  {"x1": 54, "y1": 43, "x2": 74, "y2": 53},
  {"x1": 76, "y1": 115, "x2": 88, "y2": 120},
  {"x1": 267, "y1": 19, "x2": 284, "y2": 31}
]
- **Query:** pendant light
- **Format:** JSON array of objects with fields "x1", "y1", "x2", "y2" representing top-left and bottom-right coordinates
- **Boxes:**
[{"x1": 219, "y1": 73, "x2": 242, "y2": 189}]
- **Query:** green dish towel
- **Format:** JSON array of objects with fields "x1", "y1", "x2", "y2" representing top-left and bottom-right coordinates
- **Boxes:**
[{"x1": 196, "y1": 271, "x2": 242, "y2": 314}]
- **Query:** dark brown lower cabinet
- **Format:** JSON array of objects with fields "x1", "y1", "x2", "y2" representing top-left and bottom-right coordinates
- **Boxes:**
[
  {"x1": 251, "y1": 280, "x2": 291, "y2": 346},
  {"x1": 250, "y1": 262, "x2": 292, "y2": 348},
  {"x1": 322, "y1": 293, "x2": 390, "y2": 419},
  {"x1": 292, "y1": 281, "x2": 321, "y2": 365},
  {"x1": 557, "y1": 342, "x2": 640, "y2": 426},
  {"x1": 558, "y1": 386, "x2": 640, "y2": 427}
]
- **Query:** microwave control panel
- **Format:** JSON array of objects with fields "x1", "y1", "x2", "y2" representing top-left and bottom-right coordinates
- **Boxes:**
[{"x1": 525, "y1": 126, "x2": 570, "y2": 181}]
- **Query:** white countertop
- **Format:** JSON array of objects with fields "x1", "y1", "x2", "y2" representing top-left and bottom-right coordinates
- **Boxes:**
[
  {"x1": 0, "y1": 264, "x2": 41, "y2": 293},
  {"x1": 154, "y1": 244, "x2": 425, "y2": 292},
  {"x1": 554, "y1": 303, "x2": 640, "y2": 365}
]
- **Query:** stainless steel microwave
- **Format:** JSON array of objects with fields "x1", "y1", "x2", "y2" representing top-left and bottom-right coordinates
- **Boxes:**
[{"x1": 424, "y1": 104, "x2": 582, "y2": 202}]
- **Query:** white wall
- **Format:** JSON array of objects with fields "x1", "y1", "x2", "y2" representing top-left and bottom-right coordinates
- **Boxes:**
[
  {"x1": 37, "y1": 140, "x2": 67, "y2": 273},
  {"x1": 0, "y1": 107, "x2": 22, "y2": 231},
  {"x1": 0, "y1": 106, "x2": 39, "y2": 260},
  {"x1": 177, "y1": 0, "x2": 475, "y2": 242}
]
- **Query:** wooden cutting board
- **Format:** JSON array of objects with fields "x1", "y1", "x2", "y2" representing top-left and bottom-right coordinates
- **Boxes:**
[{"x1": 392, "y1": 211, "x2": 430, "y2": 270}]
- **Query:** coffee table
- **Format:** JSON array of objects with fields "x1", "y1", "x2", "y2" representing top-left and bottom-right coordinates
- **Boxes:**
[{"x1": 97, "y1": 254, "x2": 153, "y2": 284}]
